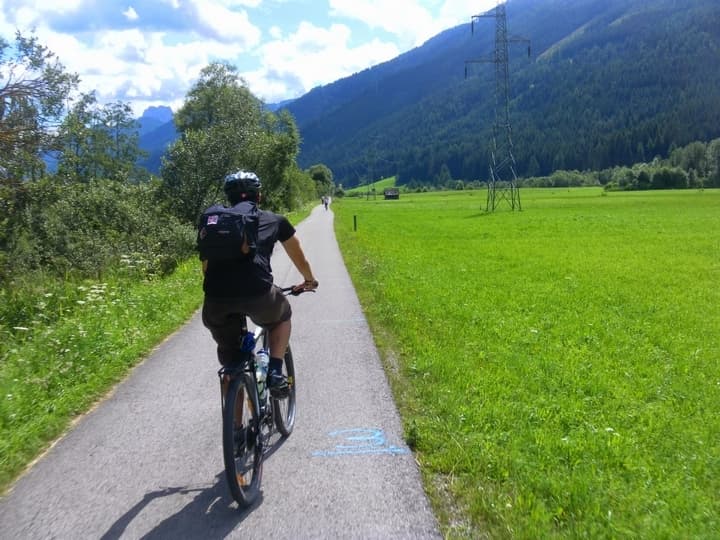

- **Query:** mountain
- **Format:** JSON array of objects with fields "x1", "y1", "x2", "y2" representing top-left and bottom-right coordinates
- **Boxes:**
[
  {"x1": 137, "y1": 106, "x2": 173, "y2": 137},
  {"x1": 137, "y1": 106, "x2": 177, "y2": 173},
  {"x1": 282, "y1": 0, "x2": 720, "y2": 187},
  {"x1": 136, "y1": 0, "x2": 720, "y2": 185},
  {"x1": 264, "y1": 99, "x2": 296, "y2": 112}
]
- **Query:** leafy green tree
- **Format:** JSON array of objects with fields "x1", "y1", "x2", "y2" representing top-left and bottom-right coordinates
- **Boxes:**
[
  {"x1": 254, "y1": 109, "x2": 302, "y2": 211},
  {"x1": 707, "y1": 138, "x2": 720, "y2": 188},
  {"x1": 101, "y1": 101, "x2": 145, "y2": 182},
  {"x1": 670, "y1": 141, "x2": 707, "y2": 176},
  {"x1": 55, "y1": 93, "x2": 96, "y2": 181},
  {"x1": 56, "y1": 93, "x2": 146, "y2": 183},
  {"x1": 161, "y1": 63, "x2": 265, "y2": 221},
  {"x1": 307, "y1": 163, "x2": 334, "y2": 197},
  {"x1": 651, "y1": 167, "x2": 687, "y2": 190},
  {"x1": 0, "y1": 32, "x2": 78, "y2": 180},
  {"x1": 4, "y1": 178, "x2": 194, "y2": 280},
  {"x1": 281, "y1": 165, "x2": 317, "y2": 210},
  {"x1": 436, "y1": 163, "x2": 452, "y2": 186},
  {"x1": 160, "y1": 129, "x2": 224, "y2": 223},
  {"x1": 636, "y1": 170, "x2": 651, "y2": 190},
  {"x1": 161, "y1": 62, "x2": 306, "y2": 221}
]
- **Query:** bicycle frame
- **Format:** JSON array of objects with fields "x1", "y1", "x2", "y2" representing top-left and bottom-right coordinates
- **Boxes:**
[
  {"x1": 218, "y1": 321, "x2": 264, "y2": 411},
  {"x1": 217, "y1": 285, "x2": 306, "y2": 506}
]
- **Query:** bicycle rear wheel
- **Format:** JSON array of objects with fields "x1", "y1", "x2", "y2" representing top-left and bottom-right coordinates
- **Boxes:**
[
  {"x1": 222, "y1": 374, "x2": 263, "y2": 506},
  {"x1": 273, "y1": 345, "x2": 296, "y2": 436}
]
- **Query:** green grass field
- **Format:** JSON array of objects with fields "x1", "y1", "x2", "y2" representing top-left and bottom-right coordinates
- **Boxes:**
[
  {"x1": 344, "y1": 175, "x2": 397, "y2": 195},
  {"x1": 334, "y1": 187, "x2": 720, "y2": 538}
]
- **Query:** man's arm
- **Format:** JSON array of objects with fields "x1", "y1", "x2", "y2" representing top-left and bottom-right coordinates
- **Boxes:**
[{"x1": 281, "y1": 234, "x2": 318, "y2": 289}]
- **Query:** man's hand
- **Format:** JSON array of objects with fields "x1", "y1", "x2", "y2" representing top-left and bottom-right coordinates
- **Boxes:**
[{"x1": 292, "y1": 279, "x2": 319, "y2": 295}]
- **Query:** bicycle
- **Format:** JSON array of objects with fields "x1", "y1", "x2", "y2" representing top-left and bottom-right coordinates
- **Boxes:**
[{"x1": 218, "y1": 285, "x2": 310, "y2": 507}]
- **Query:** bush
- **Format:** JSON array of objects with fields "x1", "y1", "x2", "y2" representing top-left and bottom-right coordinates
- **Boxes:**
[
  {"x1": 1, "y1": 178, "x2": 196, "y2": 284},
  {"x1": 651, "y1": 167, "x2": 688, "y2": 190}
]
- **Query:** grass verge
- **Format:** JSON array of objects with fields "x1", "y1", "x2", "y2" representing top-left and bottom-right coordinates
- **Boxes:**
[{"x1": 0, "y1": 260, "x2": 203, "y2": 492}]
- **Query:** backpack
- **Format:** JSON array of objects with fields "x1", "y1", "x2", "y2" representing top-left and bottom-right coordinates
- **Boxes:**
[{"x1": 197, "y1": 202, "x2": 259, "y2": 261}]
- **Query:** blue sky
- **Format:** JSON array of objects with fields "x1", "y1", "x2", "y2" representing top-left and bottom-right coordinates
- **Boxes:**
[{"x1": 0, "y1": 0, "x2": 497, "y2": 116}]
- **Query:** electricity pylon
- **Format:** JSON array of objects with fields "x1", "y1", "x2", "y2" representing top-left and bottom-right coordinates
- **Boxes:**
[{"x1": 466, "y1": 2, "x2": 530, "y2": 212}]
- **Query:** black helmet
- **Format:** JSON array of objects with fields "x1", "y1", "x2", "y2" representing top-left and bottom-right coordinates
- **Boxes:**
[{"x1": 223, "y1": 170, "x2": 261, "y2": 196}]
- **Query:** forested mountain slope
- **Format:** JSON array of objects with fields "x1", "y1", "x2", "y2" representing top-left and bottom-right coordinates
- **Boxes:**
[{"x1": 285, "y1": 0, "x2": 720, "y2": 187}]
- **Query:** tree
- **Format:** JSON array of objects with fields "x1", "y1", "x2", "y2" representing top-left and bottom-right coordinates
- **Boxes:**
[
  {"x1": 160, "y1": 63, "x2": 265, "y2": 222},
  {"x1": 707, "y1": 138, "x2": 720, "y2": 188},
  {"x1": 526, "y1": 155, "x2": 541, "y2": 178},
  {"x1": 0, "y1": 32, "x2": 79, "y2": 180},
  {"x1": 160, "y1": 62, "x2": 306, "y2": 221},
  {"x1": 307, "y1": 163, "x2": 334, "y2": 197},
  {"x1": 101, "y1": 101, "x2": 145, "y2": 182},
  {"x1": 436, "y1": 163, "x2": 452, "y2": 187},
  {"x1": 160, "y1": 129, "x2": 224, "y2": 223},
  {"x1": 55, "y1": 92, "x2": 96, "y2": 181},
  {"x1": 651, "y1": 167, "x2": 687, "y2": 190},
  {"x1": 254, "y1": 109, "x2": 301, "y2": 211},
  {"x1": 670, "y1": 141, "x2": 708, "y2": 177},
  {"x1": 636, "y1": 169, "x2": 651, "y2": 190},
  {"x1": 56, "y1": 92, "x2": 146, "y2": 183}
]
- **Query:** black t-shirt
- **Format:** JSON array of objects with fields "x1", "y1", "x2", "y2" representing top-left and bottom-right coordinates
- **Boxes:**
[{"x1": 201, "y1": 203, "x2": 295, "y2": 298}]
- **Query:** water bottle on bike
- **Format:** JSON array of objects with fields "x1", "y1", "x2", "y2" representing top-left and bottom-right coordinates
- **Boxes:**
[{"x1": 255, "y1": 348, "x2": 269, "y2": 405}]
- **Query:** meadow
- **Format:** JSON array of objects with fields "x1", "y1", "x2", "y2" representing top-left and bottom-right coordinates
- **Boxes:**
[
  {"x1": 333, "y1": 187, "x2": 720, "y2": 538},
  {"x1": 344, "y1": 176, "x2": 398, "y2": 196}
]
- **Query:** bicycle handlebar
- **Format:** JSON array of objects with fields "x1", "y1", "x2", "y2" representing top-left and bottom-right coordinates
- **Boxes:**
[{"x1": 280, "y1": 285, "x2": 317, "y2": 296}]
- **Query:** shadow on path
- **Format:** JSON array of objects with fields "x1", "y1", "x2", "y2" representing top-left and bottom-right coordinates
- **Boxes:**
[{"x1": 101, "y1": 472, "x2": 261, "y2": 540}]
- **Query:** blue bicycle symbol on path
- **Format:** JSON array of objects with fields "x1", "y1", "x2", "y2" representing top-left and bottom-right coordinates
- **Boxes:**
[{"x1": 313, "y1": 428, "x2": 409, "y2": 457}]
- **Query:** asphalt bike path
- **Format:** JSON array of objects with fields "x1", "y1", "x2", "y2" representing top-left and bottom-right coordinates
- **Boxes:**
[{"x1": 0, "y1": 205, "x2": 441, "y2": 539}]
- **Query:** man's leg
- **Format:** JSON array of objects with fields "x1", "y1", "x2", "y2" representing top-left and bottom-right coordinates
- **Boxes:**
[
  {"x1": 268, "y1": 318, "x2": 291, "y2": 360},
  {"x1": 267, "y1": 318, "x2": 291, "y2": 397},
  {"x1": 202, "y1": 300, "x2": 246, "y2": 365},
  {"x1": 239, "y1": 287, "x2": 292, "y2": 398}
]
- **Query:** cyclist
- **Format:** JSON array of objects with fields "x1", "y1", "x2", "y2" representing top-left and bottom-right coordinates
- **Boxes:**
[{"x1": 200, "y1": 170, "x2": 318, "y2": 396}]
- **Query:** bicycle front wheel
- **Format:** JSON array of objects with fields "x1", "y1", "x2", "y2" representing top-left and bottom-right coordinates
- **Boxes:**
[
  {"x1": 273, "y1": 345, "x2": 296, "y2": 436},
  {"x1": 222, "y1": 374, "x2": 262, "y2": 507}
]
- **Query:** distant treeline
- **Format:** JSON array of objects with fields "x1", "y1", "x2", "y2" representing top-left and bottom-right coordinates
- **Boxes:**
[
  {"x1": 391, "y1": 138, "x2": 720, "y2": 193},
  {"x1": 523, "y1": 138, "x2": 720, "y2": 191}
]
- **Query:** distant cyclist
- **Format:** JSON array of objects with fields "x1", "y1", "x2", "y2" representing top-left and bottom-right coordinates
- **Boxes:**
[{"x1": 200, "y1": 170, "x2": 318, "y2": 396}]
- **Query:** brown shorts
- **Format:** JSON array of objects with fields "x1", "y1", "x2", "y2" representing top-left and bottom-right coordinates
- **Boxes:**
[{"x1": 202, "y1": 286, "x2": 292, "y2": 365}]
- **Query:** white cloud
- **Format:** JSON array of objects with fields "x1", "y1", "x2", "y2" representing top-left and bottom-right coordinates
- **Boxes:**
[
  {"x1": 329, "y1": 0, "x2": 500, "y2": 47},
  {"x1": 192, "y1": 0, "x2": 261, "y2": 45},
  {"x1": 217, "y1": 0, "x2": 263, "y2": 6},
  {"x1": 0, "y1": 0, "x2": 498, "y2": 115},
  {"x1": 329, "y1": 0, "x2": 436, "y2": 46},
  {"x1": 40, "y1": 26, "x2": 238, "y2": 114},
  {"x1": 439, "y1": 0, "x2": 499, "y2": 21},
  {"x1": 123, "y1": 7, "x2": 139, "y2": 21},
  {"x1": 245, "y1": 20, "x2": 399, "y2": 103}
]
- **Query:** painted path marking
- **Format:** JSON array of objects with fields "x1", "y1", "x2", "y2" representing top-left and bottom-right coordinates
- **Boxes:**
[{"x1": 313, "y1": 428, "x2": 410, "y2": 457}]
